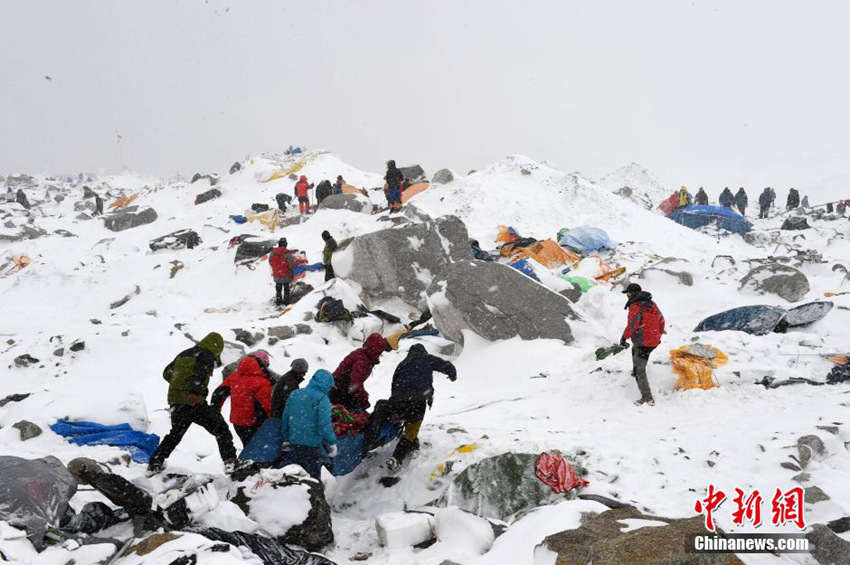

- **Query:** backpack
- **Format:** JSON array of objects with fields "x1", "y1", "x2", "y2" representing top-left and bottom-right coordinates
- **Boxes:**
[{"x1": 315, "y1": 297, "x2": 352, "y2": 323}]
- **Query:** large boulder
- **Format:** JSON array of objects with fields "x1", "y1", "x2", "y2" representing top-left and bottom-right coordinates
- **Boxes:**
[
  {"x1": 436, "y1": 452, "x2": 581, "y2": 520},
  {"x1": 103, "y1": 208, "x2": 158, "y2": 232},
  {"x1": 807, "y1": 524, "x2": 850, "y2": 565},
  {"x1": 427, "y1": 260, "x2": 575, "y2": 345},
  {"x1": 230, "y1": 467, "x2": 333, "y2": 552},
  {"x1": 739, "y1": 263, "x2": 810, "y2": 302},
  {"x1": 538, "y1": 507, "x2": 744, "y2": 565},
  {"x1": 149, "y1": 229, "x2": 202, "y2": 251},
  {"x1": 194, "y1": 188, "x2": 222, "y2": 205},
  {"x1": 318, "y1": 193, "x2": 372, "y2": 213},
  {"x1": 399, "y1": 164, "x2": 427, "y2": 182},
  {"x1": 432, "y1": 168, "x2": 455, "y2": 185},
  {"x1": 346, "y1": 215, "x2": 469, "y2": 307}
]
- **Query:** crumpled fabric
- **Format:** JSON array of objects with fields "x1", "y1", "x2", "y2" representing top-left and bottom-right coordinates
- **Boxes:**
[
  {"x1": 535, "y1": 452, "x2": 589, "y2": 494},
  {"x1": 670, "y1": 344, "x2": 728, "y2": 391},
  {"x1": 332, "y1": 405, "x2": 370, "y2": 436}
]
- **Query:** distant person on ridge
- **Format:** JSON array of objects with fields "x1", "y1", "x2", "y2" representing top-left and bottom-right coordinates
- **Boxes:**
[
  {"x1": 735, "y1": 187, "x2": 748, "y2": 216},
  {"x1": 384, "y1": 160, "x2": 404, "y2": 213},
  {"x1": 211, "y1": 353, "x2": 272, "y2": 447},
  {"x1": 677, "y1": 186, "x2": 692, "y2": 209},
  {"x1": 718, "y1": 187, "x2": 734, "y2": 209},
  {"x1": 332, "y1": 175, "x2": 345, "y2": 195},
  {"x1": 147, "y1": 332, "x2": 237, "y2": 475},
  {"x1": 294, "y1": 175, "x2": 313, "y2": 215},
  {"x1": 330, "y1": 333, "x2": 391, "y2": 411},
  {"x1": 758, "y1": 187, "x2": 772, "y2": 219},
  {"x1": 321, "y1": 230, "x2": 338, "y2": 281},
  {"x1": 801, "y1": 195, "x2": 810, "y2": 209},
  {"x1": 620, "y1": 283, "x2": 665, "y2": 407},
  {"x1": 695, "y1": 187, "x2": 709, "y2": 206},
  {"x1": 269, "y1": 238, "x2": 296, "y2": 307},
  {"x1": 786, "y1": 188, "x2": 800, "y2": 211},
  {"x1": 315, "y1": 179, "x2": 333, "y2": 206}
]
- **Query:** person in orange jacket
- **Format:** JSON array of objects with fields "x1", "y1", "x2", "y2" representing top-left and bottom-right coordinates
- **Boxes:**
[
  {"x1": 211, "y1": 356, "x2": 273, "y2": 446},
  {"x1": 294, "y1": 175, "x2": 313, "y2": 215}
]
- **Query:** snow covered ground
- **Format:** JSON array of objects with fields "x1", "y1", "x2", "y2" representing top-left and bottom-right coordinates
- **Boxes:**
[{"x1": 1, "y1": 150, "x2": 849, "y2": 564}]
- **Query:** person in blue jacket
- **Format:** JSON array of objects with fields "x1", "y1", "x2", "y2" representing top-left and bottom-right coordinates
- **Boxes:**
[
  {"x1": 280, "y1": 369, "x2": 338, "y2": 479},
  {"x1": 758, "y1": 187, "x2": 773, "y2": 219},
  {"x1": 718, "y1": 187, "x2": 734, "y2": 209},
  {"x1": 332, "y1": 175, "x2": 344, "y2": 195}
]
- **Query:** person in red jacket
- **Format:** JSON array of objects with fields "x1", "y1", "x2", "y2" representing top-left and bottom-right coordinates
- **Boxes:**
[
  {"x1": 294, "y1": 175, "x2": 313, "y2": 215},
  {"x1": 330, "y1": 333, "x2": 391, "y2": 411},
  {"x1": 620, "y1": 283, "x2": 665, "y2": 407},
  {"x1": 269, "y1": 238, "x2": 295, "y2": 307},
  {"x1": 211, "y1": 356, "x2": 272, "y2": 446}
]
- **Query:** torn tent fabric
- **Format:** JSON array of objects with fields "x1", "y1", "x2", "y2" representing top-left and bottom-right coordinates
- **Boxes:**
[
  {"x1": 560, "y1": 275, "x2": 594, "y2": 293},
  {"x1": 557, "y1": 226, "x2": 615, "y2": 254},
  {"x1": 535, "y1": 452, "x2": 588, "y2": 494},
  {"x1": 668, "y1": 205, "x2": 752, "y2": 235},
  {"x1": 694, "y1": 302, "x2": 833, "y2": 335},
  {"x1": 50, "y1": 419, "x2": 160, "y2": 463},
  {"x1": 669, "y1": 344, "x2": 728, "y2": 391},
  {"x1": 512, "y1": 239, "x2": 580, "y2": 268},
  {"x1": 496, "y1": 225, "x2": 519, "y2": 244}
]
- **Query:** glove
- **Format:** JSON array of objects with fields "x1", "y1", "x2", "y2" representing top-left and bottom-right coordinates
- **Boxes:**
[
  {"x1": 619, "y1": 338, "x2": 628, "y2": 348},
  {"x1": 448, "y1": 372, "x2": 457, "y2": 382},
  {"x1": 327, "y1": 445, "x2": 339, "y2": 459}
]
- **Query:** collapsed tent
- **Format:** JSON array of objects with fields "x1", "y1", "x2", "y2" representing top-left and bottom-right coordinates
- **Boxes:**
[
  {"x1": 50, "y1": 420, "x2": 160, "y2": 463},
  {"x1": 669, "y1": 205, "x2": 752, "y2": 235},
  {"x1": 0, "y1": 456, "x2": 77, "y2": 549},
  {"x1": 230, "y1": 235, "x2": 276, "y2": 264},
  {"x1": 670, "y1": 344, "x2": 728, "y2": 390},
  {"x1": 781, "y1": 216, "x2": 810, "y2": 231},
  {"x1": 511, "y1": 239, "x2": 580, "y2": 268},
  {"x1": 557, "y1": 226, "x2": 614, "y2": 254},
  {"x1": 401, "y1": 182, "x2": 430, "y2": 203},
  {"x1": 694, "y1": 301, "x2": 833, "y2": 336},
  {"x1": 247, "y1": 209, "x2": 282, "y2": 230}
]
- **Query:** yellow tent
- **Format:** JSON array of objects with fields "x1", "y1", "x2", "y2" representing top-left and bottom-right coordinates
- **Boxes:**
[
  {"x1": 266, "y1": 163, "x2": 304, "y2": 183},
  {"x1": 247, "y1": 209, "x2": 281, "y2": 231},
  {"x1": 670, "y1": 344, "x2": 728, "y2": 390}
]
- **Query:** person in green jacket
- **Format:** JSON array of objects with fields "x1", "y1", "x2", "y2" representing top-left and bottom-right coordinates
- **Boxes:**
[
  {"x1": 147, "y1": 332, "x2": 237, "y2": 475},
  {"x1": 321, "y1": 230, "x2": 338, "y2": 282}
]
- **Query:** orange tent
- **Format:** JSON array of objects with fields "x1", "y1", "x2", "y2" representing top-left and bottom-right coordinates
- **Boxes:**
[
  {"x1": 496, "y1": 225, "x2": 519, "y2": 244},
  {"x1": 109, "y1": 194, "x2": 138, "y2": 209},
  {"x1": 512, "y1": 239, "x2": 580, "y2": 268},
  {"x1": 402, "y1": 182, "x2": 430, "y2": 203}
]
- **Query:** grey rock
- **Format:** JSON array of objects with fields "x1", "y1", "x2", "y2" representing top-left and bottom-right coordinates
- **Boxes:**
[
  {"x1": 74, "y1": 200, "x2": 96, "y2": 212},
  {"x1": 103, "y1": 208, "x2": 158, "y2": 232},
  {"x1": 6, "y1": 173, "x2": 37, "y2": 189},
  {"x1": 289, "y1": 282, "x2": 314, "y2": 305},
  {"x1": 318, "y1": 193, "x2": 373, "y2": 213},
  {"x1": 76, "y1": 213, "x2": 93, "y2": 221},
  {"x1": 0, "y1": 393, "x2": 31, "y2": 407},
  {"x1": 539, "y1": 507, "x2": 744, "y2": 565},
  {"x1": 53, "y1": 229, "x2": 77, "y2": 238},
  {"x1": 807, "y1": 524, "x2": 850, "y2": 565},
  {"x1": 805, "y1": 486, "x2": 830, "y2": 504},
  {"x1": 431, "y1": 169, "x2": 454, "y2": 185},
  {"x1": 349, "y1": 215, "x2": 470, "y2": 308},
  {"x1": 15, "y1": 189, "x2": 31, "y2": 209},
  {"x1": 229, "y1": 161, "x2": 242, "y2": 175},
  {"x1": 792, "y1": 472, "x2": 811, "y2": 483},
  {"x1": 149, "y1": 229, "x2": 201, "y2": 251},
  {"x1": 191, "y1": 173, "x2": 220, "y2": 186},
  {"x1": 294, "y1": 324, "x2": 313, "y2": 335},
  {"x1": 437, "y1": 452, "x2": 581, "y2": 520},
  {"x1": 194, "y1": 188, "x2": 222, "y2": 205},
  {"x1": 14, "y1": 354, "x2": 40, "y2": 367},
  {"x1": 399, "y1": 165, "x2": 426, "y2": 182},
  {"x1": 69, "y1": 341, "x2": 85, "y2": 352},
  {"x1": 232, "y1": 329, "x2": 263, "y2": 347},
  {"x1": 82, "y1": 186, "x2": 98, "y2": 199},
  {"x1": 797, "y1": 435, "x2": 827, "y2": 468},
  {"x1": 815, "y1": 425, "x2": 840, "y2": 436},
  {"x1": 53, "y1": 348, "x2": 64, "y2": 357},
  {"x1": 427, "y1": 260, "x2": 575, "y2": 345},
  {"x1": 12, "y1": 420, "x2": 42, "y2": 441},
  {"x1": 110, "y1": 285, "x2": 140, "y2": 309},
  {"x1": 558, "y1": 282, "x2": 583, "y2": 303},
  {"x1": 781, "y1": 461, "x2": 802, "y2": 472},
  {"x1": 268, "y1": 326, "x2": 296, "y2": 341},
  {"x1": 740, "y1": 263, "x2": 810, "y2": 302}
]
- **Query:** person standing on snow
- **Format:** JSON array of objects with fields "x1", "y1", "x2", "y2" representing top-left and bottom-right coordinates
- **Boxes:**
[
  {"x1": 330, "y1": 333, "x2": 391, "y2": 411},
  {"x1": 315, "y1": 179, "x2": 333, "y2": 205},
  {"x1": 735, "y1": 187, "x2": 748, "y2": 216},
  {"x1": 279, "y1": 369, "x2": 338, "y2": 480},
  {"x1": 147, "y1": 332, "x2": 238, "y2": 475},
  {"x1": 786, "y1": 188, "x2": 800, "y2": 210},
  {"x1": 718, "y1": 187, "x2": 735, "y2": 209},
  {"x1": 677, "y1": 186, "x2": 692, "y2": 208},
  {"x1": 294, "y1": 175, "x2": 313, "y2": 215},
  {"x1": 332, "y1": 175, "x2": 345, "y2": 195},
  {"x1": 271, "y1": 358, "x2": 309, "y2": 419},
  {"x1": 384, "y1": 160, "x2": 404, "y2": 213},
  {"x1": 620, "y1": 283, "x2": 665, "y2": 407},
  {"x1": 362, "y1": 344, "x2": 457, "y2": 471},
  {"x1": 321, "y1": 230, "x2": 338, "y2": 281},
  {"x1": 269, "y1": 238, "x2": 296, "y2": 307},
  {"x1": 758, "y1": 187, "x2": 772, "y2": 219},
  {"x1": 211, "y1": 355, "x2": 272, "y2": 447},
  {"x1": 695, "y1": 187, "x2": 709, "y2": 206}
]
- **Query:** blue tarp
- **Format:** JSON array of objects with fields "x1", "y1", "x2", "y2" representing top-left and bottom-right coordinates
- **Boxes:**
[
  {"x1": 293, "y1": 262, "x2": 324, "y2": 276},
  {"x1": 239, "y1": 417, "x2": 400, "y2": 476},
  {"x1": 557, "y1": 226, "x2": 615, "y2": 254},
  {"x1": 50, "y1": 420, "x2": 160, "y2": 464},
  {"x1": 669, "y1": 205, "x2": 753, "y2": 234}
]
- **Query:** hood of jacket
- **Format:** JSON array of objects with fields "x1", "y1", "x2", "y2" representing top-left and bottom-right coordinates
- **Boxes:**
[
  {"x1": 198, "y1": 332, "x2": 224, "y2": 364},
  {"x1": 363, "y1": 333, "x2": 389, "y2": 363},
  {"x1": 272, "y1": 246, "x2": 289, "y2": 256},
  {"x1": 407, "y1": 343, "x2": 427, "y2": 356},
  {"x1": 625, "y1": 291, "x2": 654, "y2": 309},
  {"x1": 307, "y1": 369, "x2": 334, "y2": 394},
  {"x1": 236, "y1": 356, "x2": 264, "y2": 378}
]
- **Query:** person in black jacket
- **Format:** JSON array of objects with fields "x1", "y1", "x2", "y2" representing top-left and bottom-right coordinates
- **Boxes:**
[
  {"x1": 362, "y1": 344, "x2": 457, "y2": 470},
  {"x1": 384, "y1": 160, "x2": 404, "y2": 213},
  {"x1": 270, "y1": 358, "x2": 309, "y2": 418},
  {"x1": 694, "y1": 187, "x2": 709, "y2": 206},
  {"x1": 315, "y1": 180, "x2": 333, "y2": 205},
  {"x1": 786, "y1": 188, "x2": 800, "y2": 210}
]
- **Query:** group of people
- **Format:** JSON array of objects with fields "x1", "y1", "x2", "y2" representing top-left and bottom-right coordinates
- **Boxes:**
[
  {"x1": 269, "y1": 231, "x2": 338, "y2": 307},
  {"x1": 146, "y1": 331, "x2": 457, "y2": 480},
  {"x1": 678, "y1": 186, "x2": 807, "y2": 218}
]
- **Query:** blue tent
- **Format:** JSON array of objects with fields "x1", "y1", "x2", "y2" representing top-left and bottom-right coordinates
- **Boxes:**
[
  {"x1": 50, "y1": 420, "x2": 160, "y2": 463},
  {"x1": 557, "y1": 226, "x2": 614, "y2": 254},
  {"x1": 669, "y1": 205, "x2": 753, "y2": 235},
  {"x1": 694, "y1": 301, "x2": 833, "y2": 336}
]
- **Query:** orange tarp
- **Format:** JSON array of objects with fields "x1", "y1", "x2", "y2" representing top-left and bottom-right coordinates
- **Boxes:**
[
  {"x1": 496, "y1": 225, "x2": 519, "y2": 244},
  {"x1": 670, "y1": 344, "x2": 728, "y2": 391},
  {"x1": 511, "y1": 239, "x2": 580, "y2": 268},
  {"x1": 109, "y1": 194, "x2": 138, "y2": 209}
]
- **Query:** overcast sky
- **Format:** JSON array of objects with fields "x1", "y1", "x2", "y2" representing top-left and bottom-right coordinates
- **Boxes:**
[{"x1": 2, "y1": 0, "x2": 848, "y2": 192}]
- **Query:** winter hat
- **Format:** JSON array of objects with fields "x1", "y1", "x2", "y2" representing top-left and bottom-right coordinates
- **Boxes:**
[
  {"x1": 299, "y1": 175, "x2": 307, "y2": 181},
  {"x1": 622, "y1": 283, "x2": 642, "y2": 294},
  {"x1": 290, "y1": 358, "x2": 309, "y2": 374},
  {"x1": 321, "y1": 230, "x2": 331, "y2": 240},
  {"x1": 251, "y1": 350, "x2": 271, "y2": 367},
  {"x1": 278, "y1": 238, "x2": 287, "y2": 248}
]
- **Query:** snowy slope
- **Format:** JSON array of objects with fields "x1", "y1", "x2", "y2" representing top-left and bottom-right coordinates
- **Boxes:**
[
  {"x1": 596, "y1": 161, "x2": 672, "y2": 209},
  {"x1": 1, "y1": 150, "x2": 850, "y2": 565}
]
